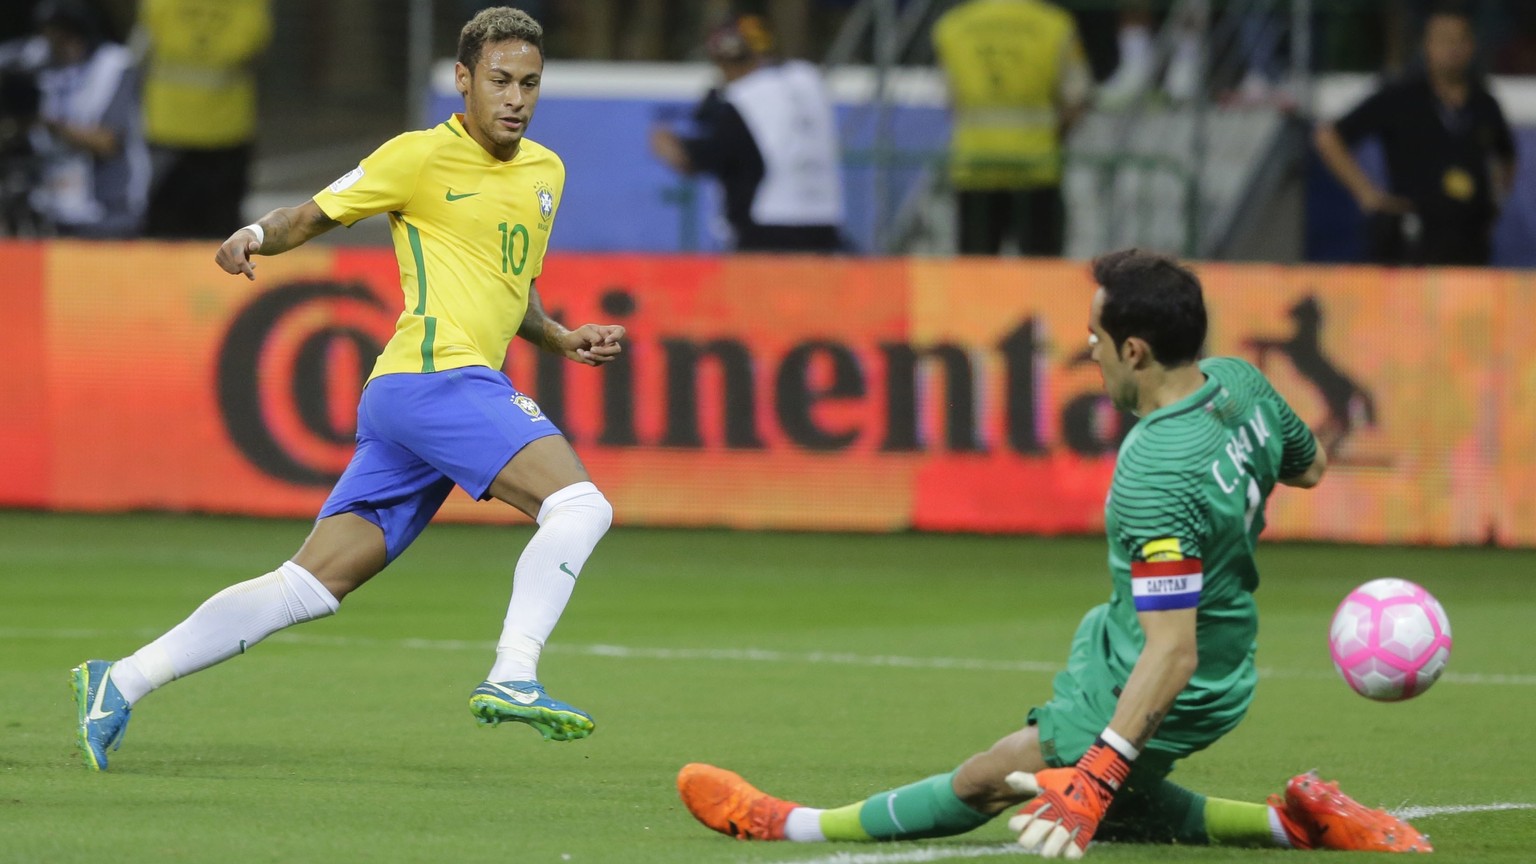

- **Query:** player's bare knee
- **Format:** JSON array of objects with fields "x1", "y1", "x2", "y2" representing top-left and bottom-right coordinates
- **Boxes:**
[
  {"x1": 293, "y1": 512, "x2": 387, "y2": 599},
  {"x1": 290, "y1": 547, "x2": 383, "y2": 601},
  {"x1": 952, "y1": 753, "x2": 1025, "y2": 814},
  {"x1": 951, "y1": 727, "x2": 1048, "y2": 812}
]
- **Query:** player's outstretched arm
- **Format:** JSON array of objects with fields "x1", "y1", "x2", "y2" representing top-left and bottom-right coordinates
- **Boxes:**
[
  {"x1": 1008, "y1": 606, "x2": 1198, "y2": 859},
  {"x1": 518, "y1": 280, "x2": 626, "y2": 366},
  {"x1": 214, "y1": 200, "x2": 340, "y2": 280},
  {"x1": 1279, "y1": 443, "x2": 1327, "y2": 489}
]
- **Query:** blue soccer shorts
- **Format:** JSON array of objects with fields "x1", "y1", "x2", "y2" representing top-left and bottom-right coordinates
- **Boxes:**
[{"x1": 318, "y1": 366, "x2": 564, "y2": 561}]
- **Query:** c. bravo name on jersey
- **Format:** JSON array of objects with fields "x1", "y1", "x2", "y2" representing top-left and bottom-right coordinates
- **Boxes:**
[{"x1": 1210, "y1": 406, "x2": 1274, "y2": 496}]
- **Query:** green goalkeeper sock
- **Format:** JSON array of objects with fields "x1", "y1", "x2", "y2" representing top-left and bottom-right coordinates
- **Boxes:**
[
  {"x1": 1204, "y1": 797, "x2": 1280, "y2": 847},
  {"x1": 819, "y1": 771, "x2": 992, "y2": 841},
  {"x1": 1099, "y1": 776, "x2": 1208, "y2": 845}
]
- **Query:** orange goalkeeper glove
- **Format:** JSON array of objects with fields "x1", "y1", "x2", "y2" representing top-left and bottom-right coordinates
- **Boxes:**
[{"x1": 1005, "y1": 738, "x2": 1134, "y2": 860}]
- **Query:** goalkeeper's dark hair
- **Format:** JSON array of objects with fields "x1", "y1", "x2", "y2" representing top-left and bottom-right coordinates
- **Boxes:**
[
  {"x1": 458, "y1": 7, "x2": 543, "y2": 72},
  {"x1": 1091, "y1": 248, "x2": 1206, "y2": 367}
]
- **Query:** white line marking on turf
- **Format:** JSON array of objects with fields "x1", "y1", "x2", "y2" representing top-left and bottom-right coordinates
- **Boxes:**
[
  {"x1": 1391, "y1": 802, "x2": 1536, "y2": 820},
  {"x1": 6, "y1": 627, "x2": 1535, "y2": 686},
  {"x1": 763, "y1": 806, "x2": 1536, "y2": 864},
  {"x1": 556, "y1": 643, "x2": 1064, "y2": 673},
  {"x1": 765, "y1": 844, "x2": 1031, "y2": 864}
]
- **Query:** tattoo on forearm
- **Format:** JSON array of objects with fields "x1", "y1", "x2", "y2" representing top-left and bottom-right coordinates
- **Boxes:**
[
  {"x1": 518, "y1": 309, "x2": 547, "y2": 348},
  {"x1": 1134, "y1": 710, "x2": 1166, "y2": 749},
  {"x1": 260, "y1": 206, "x2": 335, "y2": 252},
  {"x1": 275, "y1": 211, "x2": 295, "y2": 246},
  {"x1": 536, "y1": 320, "x2": 561, "y2": 352},
  {"x1": 519, "y1": 286, "x2": 566, "y2": 353},
  {"x1": 259, "y1": 208, "x2": 298, "y2": 250}
]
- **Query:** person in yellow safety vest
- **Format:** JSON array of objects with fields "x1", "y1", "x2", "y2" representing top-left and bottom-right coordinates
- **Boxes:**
[
  {"x1": 138, "y1": 0, "x2": 271, "y2": 239},
  {"x1": 933, "y1": 0, "x2": 1093, "y2": 257}
]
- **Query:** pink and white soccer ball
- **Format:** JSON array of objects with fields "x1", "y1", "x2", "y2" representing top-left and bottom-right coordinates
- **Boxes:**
[{"x1": 1329, "y1": 578, "x2": 1452, "y2": 701}]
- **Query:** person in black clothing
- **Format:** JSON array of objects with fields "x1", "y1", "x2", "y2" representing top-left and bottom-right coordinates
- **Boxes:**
[
  {"x1": 1313, "y1": 1, "x2": 1516, "y2": 266},
  {"x1": 648, "y1": 14, "x2": 845, "y2": 253}
]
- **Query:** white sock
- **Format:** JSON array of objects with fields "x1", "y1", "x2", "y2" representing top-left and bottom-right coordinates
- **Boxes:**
[
  {"x1": 111, "y1": 561, "x2": 339, "y2": 705},
  {"x1": 783, "y1": 807, "x2": 827, "y2": 842},
  {"x1": 487, "y1": 481, "x2": 612, "y2": 683},
  {"x1": 1268, "y1": 805, "x2": 1294, "y2": 848}
]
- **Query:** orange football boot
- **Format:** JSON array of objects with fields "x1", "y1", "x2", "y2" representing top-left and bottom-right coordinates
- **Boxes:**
[
  {"x1": 1269, "y1": 771, "x2": 1433, "y2": 853},
  {"x1": 677, "y1": 763, "x2": 799, "y2": 841}
]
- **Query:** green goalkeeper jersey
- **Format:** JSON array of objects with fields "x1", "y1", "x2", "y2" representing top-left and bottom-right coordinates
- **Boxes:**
[{"x1": 1100, "y1": 356, "x2": 1317, "y2": 745}]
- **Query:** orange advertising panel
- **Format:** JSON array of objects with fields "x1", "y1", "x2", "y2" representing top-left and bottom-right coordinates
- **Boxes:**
[
  {"x1": 1200, "y1": 264, "x2": 1508, "y2": 546},
  {"x1": 0, "y1": 242, "x2": 47, "y2": 508},
  {"x1": 3, "y1": 240, "x2": 1534, "y2": 546}
]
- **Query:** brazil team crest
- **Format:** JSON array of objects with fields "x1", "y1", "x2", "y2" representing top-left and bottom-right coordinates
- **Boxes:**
[
  {"x1": 535, "y1": 182, "x2": 554, "y2": 224},
  {"x1": 512, "y1": 393, "x2": 546, "y2": 421}
]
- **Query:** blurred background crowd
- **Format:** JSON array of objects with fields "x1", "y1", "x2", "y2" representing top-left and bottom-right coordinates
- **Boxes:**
[{"x1": 0, "y1": 0, "x2": 1531, "y2": 265}]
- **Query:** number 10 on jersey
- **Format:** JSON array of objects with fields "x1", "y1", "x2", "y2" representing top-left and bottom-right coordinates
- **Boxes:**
[{"x1": 498, "y1": 222, "x2": 530, "y2": 274}]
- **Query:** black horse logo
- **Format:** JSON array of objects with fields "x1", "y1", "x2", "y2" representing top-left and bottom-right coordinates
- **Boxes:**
[{"x1": 1245, "y1": 296, "x2": 1377, "y2": 454}]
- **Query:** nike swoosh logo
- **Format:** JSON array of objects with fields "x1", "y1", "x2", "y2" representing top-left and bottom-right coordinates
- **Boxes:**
[
  {"x1": 559, "y1": 562, "x2": 578, "y2": 580},
  {"x1": 445, "y1": 190, "x2": 479, "y2": 201},
  {"x1": 88, "y1": 666, "x2": 115, "y2": 721},
  {"x1": 484, "y1": 682, "x2": 540, "y2": 704}
]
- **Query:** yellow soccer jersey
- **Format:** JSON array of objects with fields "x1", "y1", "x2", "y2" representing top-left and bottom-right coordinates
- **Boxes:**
[
  {"x1": 313, "y1": 114, "x2": 564, "y2": 380},
  {"x1": 141, "y1": 0, "x2": 272, "y2": 147},
  {"x1": 932, "y1": 0, "x2": 1090, "y2": 188}
]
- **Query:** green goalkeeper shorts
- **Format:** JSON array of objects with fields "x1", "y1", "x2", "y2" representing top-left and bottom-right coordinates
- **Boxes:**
[{"x1": 1026, "y1": 603, "x2": 1253, "y2": 784}]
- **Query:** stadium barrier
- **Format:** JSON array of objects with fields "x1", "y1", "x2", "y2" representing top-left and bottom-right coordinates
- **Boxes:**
[{"x1": 3, "y1": 240, "x2": 1533, "y2": 546}]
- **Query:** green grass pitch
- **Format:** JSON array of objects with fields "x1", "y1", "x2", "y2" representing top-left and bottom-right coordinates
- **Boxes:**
[{"x1": 3, "y1": 511, "x2": 1534, "y2": 863}]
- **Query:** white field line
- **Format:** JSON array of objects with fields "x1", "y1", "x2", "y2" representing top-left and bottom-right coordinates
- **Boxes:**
[
  {"x1": 5, "y1": 627, "x2": 1535, "y2": 686},
  {"x1": 765, "y1": 845, "x2": 1031, "y2": 864},
  {"x1": 1391, "y1": 802, "x2": 1536, "y2": 820},
  {"x1": 764, "y1": 805, "x2": 1536, "y2": 864}
]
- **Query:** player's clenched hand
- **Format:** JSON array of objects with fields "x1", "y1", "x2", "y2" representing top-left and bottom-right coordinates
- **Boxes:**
[
  {"x1": 215, "y1": 227, "x2": 262, "y2": 280},
  {"x1": 559, "y1": 324, "x2": 626, "y2": 366},
  {"x1": 1005, "y1": 741, "x2": 1131, "y2": 859}
]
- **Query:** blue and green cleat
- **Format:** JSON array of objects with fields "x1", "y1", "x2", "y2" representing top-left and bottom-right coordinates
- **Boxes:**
[
  {"x1": 71, "y1": 660, "x2": 131, "y2": 771},
  {"x1": 469, "y1": 679, "x2": 594, "y2": 741}
]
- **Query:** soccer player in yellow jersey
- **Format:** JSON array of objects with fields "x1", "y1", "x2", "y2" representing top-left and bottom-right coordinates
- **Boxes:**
[{"x1": 71, "y1": 7, "x2": 622, "y2": 770}]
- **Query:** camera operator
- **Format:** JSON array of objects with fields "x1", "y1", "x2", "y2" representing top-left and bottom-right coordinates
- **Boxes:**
[
  {"x1": 23, "y1": 0, "x2": 148, "y2": 238},
  {"x1": 0, "y1": 40, "x2": 44, "y2": 235}
]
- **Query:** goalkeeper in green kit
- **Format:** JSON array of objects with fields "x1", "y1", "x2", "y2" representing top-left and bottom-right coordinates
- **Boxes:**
[{"x1": 677, "y1": 249, "x2": 1432, "y2": 857}]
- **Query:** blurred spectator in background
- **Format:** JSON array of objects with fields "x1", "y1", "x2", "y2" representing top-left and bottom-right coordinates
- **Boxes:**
[
  {"x1": 933, "y1": 0, "x2": 1092, "y2": 257},
  {"x1": 0, "y1": 33, "x2": 47, "y2": 235},
  {"x1": 1093, "y1": 2, "x2": 1171, "y2": 108},
  {"x1": 1092, "y1": 0, "x2": 1280, "y2": 107},
  {"x1": 1089, "y1": 3, "x2": 1145, "y2": 99},
  {"x1": 649, "y1": 14, "x2": 845, "y2": 253},
  {"x1": 26, "y1": 0, "x2": 147, "y2": 238},
  {"x1": 1313, "y1": 1, "x2": 1515, "y2": 266},
  {"x1": 137, "y1": 0, "x2": 271, "y2": 239}
]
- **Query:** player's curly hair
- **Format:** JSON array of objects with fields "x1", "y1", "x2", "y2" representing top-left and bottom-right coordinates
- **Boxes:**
[
  {"x1": 1091, "y1": 248, "x2": 1206, "y2": 367},
  {"x1": 458, "y1": 7, "x2": 543, "y2": 72}
]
